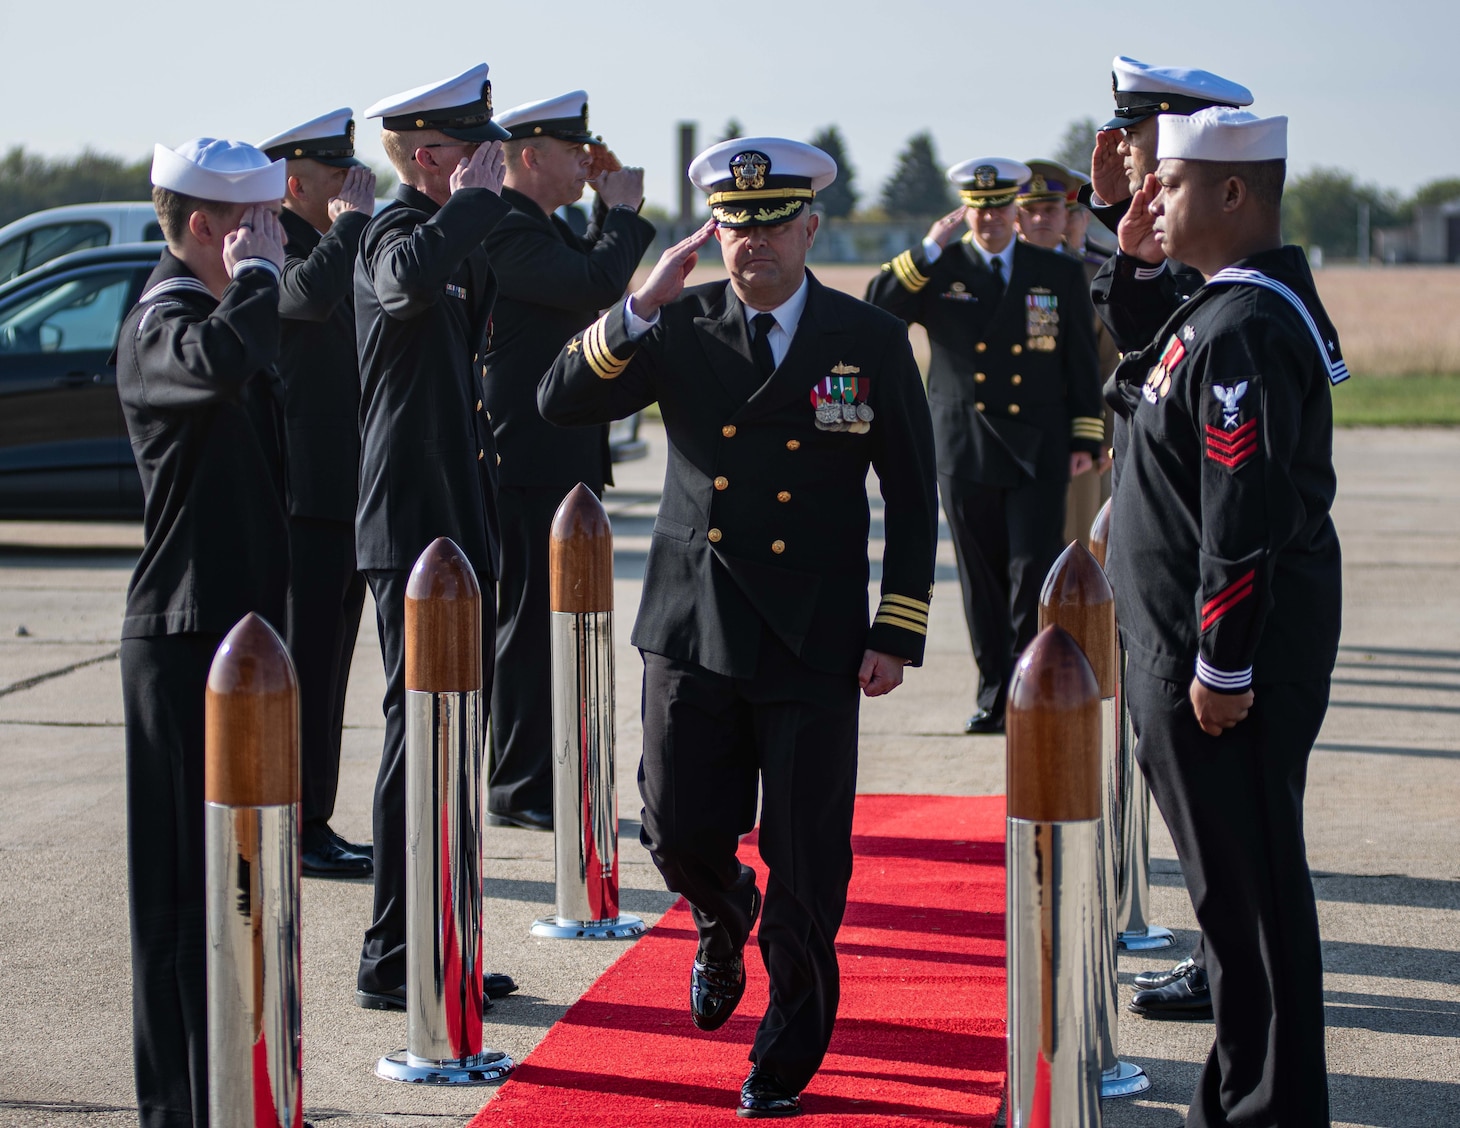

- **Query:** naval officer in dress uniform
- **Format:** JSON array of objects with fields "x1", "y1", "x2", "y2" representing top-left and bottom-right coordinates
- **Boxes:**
[
  {"x1": 119, "y1": 138, "x2": 289, "y2": 1128},
  {"x1": 353, "y1": 64, "x2": 516, "y2": 1010},
  {"x1": 481, "y1": 90, "x2": 655, "y2": 831},
  {"x1": 540, "y1": 137, "x2": 938, "y2": 1118},
  {"x1": 1105, "y1": 108, "x2": 1343, "y2": 1127},
  {"x1": 259, "y1": 109, "x2": 376, "y2": 878},
  {"x1": 867, "y1": 158, "x2": 1103, "y2": 735}
]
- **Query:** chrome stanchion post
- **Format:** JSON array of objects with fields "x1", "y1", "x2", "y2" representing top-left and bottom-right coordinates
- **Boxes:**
[
  {"x1": 1040, "y1": 542, "x2": 1150, "y2": 1099},
  {"x1": 1090, "y1": 501, "x2": 1174, "y2": 953},
  {"x1": 205, "y1": 613, "x2": 304, "y2": 1128},
  {"x1": 376, "y1": 537, "x2": 513, "y2": 1085},
  {"x1": 1006, "y1": 625, "x2": 1104, "y2": 1127},
  {"x1": 531, "y1": 484, "x2": 645, "y2": 941}
]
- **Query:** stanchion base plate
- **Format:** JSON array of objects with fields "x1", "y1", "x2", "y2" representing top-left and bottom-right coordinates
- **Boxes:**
[
  {"x1": 530, "y1": 913, "x2": 646, "y2": 940},
  {"x1": 1100, "y1": 1060, "x2": 1151, "y2": 1099},
  {"x1": 1118, "y1": 925, "x2": 1176, "y2": 952},
  {"x1": 375, "y1": 1048, "x2": 514, "y2": 1085}
]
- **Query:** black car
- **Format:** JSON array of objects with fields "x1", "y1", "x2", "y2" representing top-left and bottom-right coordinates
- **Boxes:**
[{"x1": 0, "y1": 243, "x2": 645, "y2": 521}]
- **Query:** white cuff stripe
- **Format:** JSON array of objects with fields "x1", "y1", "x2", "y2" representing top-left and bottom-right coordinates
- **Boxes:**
[
  {"x1": 231, "y1": 257, "x2": 280, "y2": 282},
  {"x1": 1196, "y1": 655, "x2": 1253, "y2": 691},
  {"x1": 1133, "y1": 260, "x2": 1168, "y2": 281}
]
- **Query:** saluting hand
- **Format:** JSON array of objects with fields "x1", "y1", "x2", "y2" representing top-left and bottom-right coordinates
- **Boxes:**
[
  {"x1": 859, "y1": 650, "x2": 907, "y2": 698},
  {"x1": 925, "y1": 206, "x2": 968, "y2": 249},
  {"x1": 629, "y1": 219, "x2": 717, "y2": 320},
  {"x1": 223, "y1": 205, "x2": 286, "y2": 275},
  {"x1": 1189, "y1": 679, "x2": 1254, "y2": 737},
  {"x1": 451, "y1": 141, "x2": 506, "y2": 197},
  {"x1": 594, "y1": 166, "x2": 645, "y2": 211},
  {"x1": 1118, "y1": 174, "x2": 1165, "y2": 264},
  {"x1": 328, "y1": 166, "x2": 378, "y2": 221},
  {"x1": 1090, "y1": 129, "x2": 1128, "y2": 206}
]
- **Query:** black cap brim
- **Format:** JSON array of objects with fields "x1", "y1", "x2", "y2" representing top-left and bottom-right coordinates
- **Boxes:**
[
  {"x1": 442, "y1": 120, "x2": 511, "y2": 143},
  {"x1": 1101, "y1": 112, "x2": 1152, "y2": 131},
  {"x1": 314, "y1": 154, "x2": 367, "y2": 169}
]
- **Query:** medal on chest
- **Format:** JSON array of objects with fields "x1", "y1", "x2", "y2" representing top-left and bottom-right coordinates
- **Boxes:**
[
  {"x1": 1143, "y1": 334, "x2": 1185, "y2": 404},
  {"x1": 811, "y1": 363, "x2": 873, "y2": 433},
  {"x1": 1025, "y1": 288, "x2": 1059, "y2": 352}
]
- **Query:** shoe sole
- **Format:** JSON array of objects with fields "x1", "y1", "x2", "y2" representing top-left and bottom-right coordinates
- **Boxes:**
[
  {"x1": 487, "y1": 814, "x2": 553, "y2": 831},
  {"x1": 737, "y1": 1106, "x2": 802, "y2": 1119},
  {"x1": 1127, "y1": 1003, "x2": 1213, "y2": 1021}
]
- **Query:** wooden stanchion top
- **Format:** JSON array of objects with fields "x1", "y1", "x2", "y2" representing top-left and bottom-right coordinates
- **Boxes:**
[
  {"x1": 405, "y1": 537, "x2": 482, "y2": 693},
  {"x1": 1006, "y1": 625, "x2": 1101, "y2": 823},
  {"x1": 550, "y1": 483, "x2": 613, "y2": 614},
  {"x1": 1038, "y1": 540, "x2": 1117, "y2": 699},
  {"x1": 1089, "y1": 499, "x2": 1112, "y2": 570},
  {"x1": 205, "y1": 613, "x2": 299, "y2": 807}
]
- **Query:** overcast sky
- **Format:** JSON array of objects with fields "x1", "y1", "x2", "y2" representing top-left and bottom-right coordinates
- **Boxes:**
[{"x1": 4, "y1": 0, "x2": 1455, "y2": 211}]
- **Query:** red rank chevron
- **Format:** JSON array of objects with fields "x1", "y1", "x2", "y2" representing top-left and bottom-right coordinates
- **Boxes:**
[
  {"x1": 1201, "y1": 569, "x2": 1256, "y2": 629},
  {"x1": 1206, "y1": 418, "x2": 1258, "y2": 469}
]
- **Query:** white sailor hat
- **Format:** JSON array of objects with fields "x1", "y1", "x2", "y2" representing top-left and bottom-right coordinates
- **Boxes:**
[
  {"x1": 1105, "y1": 56, "x2": 1253, "y2": 131},
  {"x1": 1158, "y1": 107, "x2": 1287, "y2": 162},
  {"x1": 496, "y1": 91, "x2": 596, "y2": 144},
  {"x1": 150, "y1": 138, "x2": 285, "y2": 204},
  {"x1": 364, "y1": 64, "x2": 509, "y2": 142},
  {"x1": 947, "y1": 158, "x2": 1031, "y2": 208},
  {"x1": 689, "y1": 137, "x2": 836, "y2": 228},
  {"x1": 259, "y1": 108, "x2": 364, "y2": 168},
  {"x1": 1017, "y1": 159, "x2": 1086, "y2": 205}
]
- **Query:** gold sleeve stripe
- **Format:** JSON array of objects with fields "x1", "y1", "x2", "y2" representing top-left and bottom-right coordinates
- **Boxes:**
[
  {"x1": 1071, "y1": 417, "x2": 1105, "y2": 439},
  {"x1": 583, "y1": 316, "x2": 629, "y2": 380},
  {"x1": 874, "y1": 610, "x2": 929, "y2": 635},
  {"x1": 881, "y1": 593, "x2": 930, "y2": 616},
  {"x1": 888, "y1": 250, "x2": 930, "y2": 293}
]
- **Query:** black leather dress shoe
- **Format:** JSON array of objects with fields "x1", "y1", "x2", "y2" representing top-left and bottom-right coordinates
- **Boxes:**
[
  {"x1": 1133, "y1": 955, "x2": 1197, "y2": 990},
  {"x1": 964, "y1": 709, "x2": 1005, "y2": 735},
  {"x1": 691, "y1": 885, "x2": 761, "y2": 1031},
  {"x1": 483, "y1": 972, "x2": 518, "y2": 999},
  {"x1": 302, "y1": 826, "x2": 374, "y2": 879},
  {"x1": 355, "y1": 972, "x2": 515, "y2": 1011},
  {"x1": 738, "y1": 1066, "x2": 802, "y2": 1118},
  {"x1": 1129, "y1": 963, "x2": 1212, "y2": 1020},
  {"x1": 487, "y1": 807, "x2": 553, "y2": 831}
]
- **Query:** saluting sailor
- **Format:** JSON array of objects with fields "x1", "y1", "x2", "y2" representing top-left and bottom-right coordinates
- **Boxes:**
[
  {"x1": 481, "y1": 89, "x2": 655, "y2": 832},
  {"x1": 352, "y1": 64, "x2": 518, "y2": 1011},
  {"x1": 539, "y1": 137, "x2": 938, "y2": 1118},
  {"x1": 1105, "y1": 108, "x2": 1344, "y2": 1128},
  {"x1": 866, "y1": 157, "x2": 1103, "y2": 735},
  {"x1": 118, "y1": 138, "x2": 289, "y2": 1128},
  {"x1": 258, "y1": 108, "x2": 377, "y2": 879}
]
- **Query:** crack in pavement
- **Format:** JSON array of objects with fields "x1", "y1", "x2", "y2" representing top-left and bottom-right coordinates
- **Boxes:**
[{"x1": 0, "y1": 649, "x2": 119, "y2": 700}]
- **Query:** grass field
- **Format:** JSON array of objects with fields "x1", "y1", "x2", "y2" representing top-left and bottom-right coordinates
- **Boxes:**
[{"x1": 634, "y1": 259, "x2": 1460, "y2": 426}]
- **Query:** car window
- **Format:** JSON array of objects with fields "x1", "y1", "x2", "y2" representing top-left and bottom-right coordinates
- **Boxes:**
[
  {"x1": 0, "y1": 238, "x2": 24, "y2": 286},
  {"x1": 0, "y1": 269, "x2": 136, "y2": 355},
  {"x1": 20, "y1": 222, "x2": 111, "y2": 276},
  {"x1": 142, "y1": 221, "x2": 164, "y2": 242}
]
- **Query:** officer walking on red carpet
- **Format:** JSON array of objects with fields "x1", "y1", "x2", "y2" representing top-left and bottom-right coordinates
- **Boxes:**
[
  {"x1": 540, "y1": 137, "x2": 938, "y2": 1118},
  {"x1": 1104, "y1": 107, "x2": 1344, "y2": 1127}
]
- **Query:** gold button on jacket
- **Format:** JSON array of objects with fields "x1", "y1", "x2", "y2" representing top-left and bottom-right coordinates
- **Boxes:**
[
  {"x1": 714, "y1": 476, "x2": 728, "y2": 490},
  {"x1": 777, "y1": 491, "x2": 791, "y2": 503},
  {"x1": 707, "y1": 528, "x2": 722, "y2": 543},
  {"x1": 786, "y1": 439, "x2": 801, "y2": 451},
  {"x1": 771, "y1": 540, "x2": 785, "y2": 555},
  {"x1": 722, "y1": 424, "x2": 737, "y2": 437}
]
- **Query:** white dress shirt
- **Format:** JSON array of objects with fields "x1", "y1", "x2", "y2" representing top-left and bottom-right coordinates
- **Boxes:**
[{"x1": 623, "y1": 273, "x2": 811, "y2": 368}]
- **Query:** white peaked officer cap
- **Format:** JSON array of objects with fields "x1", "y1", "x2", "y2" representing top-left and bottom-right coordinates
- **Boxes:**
[
  {"x1": 151, "y1": 139, "x2": 285, "y2": 204},
  {"x1": 690, "y1": 137, "x2": 836, "y2": 227},
  {"x1": 946, "y1": 158, "x2": 1031, "y2": 208},
  {"x1": 1105, "y1": 56, "x2": 1253, "y2": 130},
  {"x1": 364, "y1": 63, "x2": 509, "y2": 142},
  {"x1": 496, "y1": 91, "x2": 596, "y2": 144},
  {"x1": 1158, "y1": 108, "x2": 1288, "y2": 162},
  {"x1": 258, "y1": 108, "x2": 364, "y2": 168}
]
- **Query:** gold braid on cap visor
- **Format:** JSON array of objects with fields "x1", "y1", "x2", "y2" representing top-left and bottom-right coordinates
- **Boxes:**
[
  {"x1": 711, "y1": 198, "x2": 810, "y2": 225},
  {"x1": 959, "y1": 188, "x2": 1019, "y2": 208}
]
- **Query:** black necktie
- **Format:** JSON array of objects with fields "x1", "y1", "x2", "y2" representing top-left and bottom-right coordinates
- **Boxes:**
[
  {"x1": 750, "y1": 312, "x2": 777, "y2": 378},
  {"x1": 989, "y1": 255, "x2": 1005, "y2": 295}
]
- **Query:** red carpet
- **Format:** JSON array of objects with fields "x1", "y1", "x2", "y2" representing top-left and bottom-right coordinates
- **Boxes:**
[{"x1": 469, "y1": 795, "x2": 1007, "y2": 1127}]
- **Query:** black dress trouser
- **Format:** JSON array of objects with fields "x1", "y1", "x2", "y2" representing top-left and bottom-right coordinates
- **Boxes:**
[
  {"x1": 489, "y1": 484, "x2": 589, "y2": 816},
  {"x1": 122, "y1": 632, "x2": 225, "y2": 1128},
  {"x1": 286, "y1": 516, "x2": 366, "y2": 830},
  {"x1": 358, "y1": 567, "x2": 496, "y2": 992},
  {"x1": 1126, "y1": 665, "x2": 1331, "y2": 1128},
  {"x1": 639, "y1": 629, "x2": 860, "y2": 1095},
  {"x1": 938, "y1": 470, "x2": 1067, "y2": 716}
]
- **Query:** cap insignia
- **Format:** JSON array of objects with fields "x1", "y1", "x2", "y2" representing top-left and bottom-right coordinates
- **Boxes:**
[
  {"x1": 482, "y1": 81, "x2": 493, "y2": 116},
  {"x1": 346, "y1": 120, "x2": 355, "y2": 145},
  {"x1": 1111, "y1": 71, "x2": 1118, "y2": 94},
  {"x1": 731, "y1": 151, "x2": 770, "y2": 191},
  {"x1": 581, "y1": 103, "x2": 590, "y2": 129},
  {"x1": 973, "y1": 165, "x2": 997, "y2": 189},
  {"x1": 1031, "y1": 175, "x2": 1047, "y2": 193}
]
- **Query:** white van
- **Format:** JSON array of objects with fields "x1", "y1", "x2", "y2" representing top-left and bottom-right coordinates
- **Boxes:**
[{"x1": 0, "y1": 202, "x2": 163, "y2": 286}]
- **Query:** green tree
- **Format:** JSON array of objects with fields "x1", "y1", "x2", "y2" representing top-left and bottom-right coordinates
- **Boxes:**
[
  {"x1": 808, "y1": 125, "x2": 857, "y2": 218},
  {"x1": 1052, "y1": 118, "x2": 1099, "y2": 177},
  {"x1": 1410, "y1": 177, "x2": 1460, "y2": 209},
  {"x1": 880, "y1": 132, "x2": 954, "y2": 219},
  {"x1": 718, "y1": 118, "x2": 745, "y2": 144},
  {"x1": 0, "y1": 147, "x2": 152, "y2": 228},
  {"x1": 1282, "y1": 167, "x2": 1402, "y2": 257}
]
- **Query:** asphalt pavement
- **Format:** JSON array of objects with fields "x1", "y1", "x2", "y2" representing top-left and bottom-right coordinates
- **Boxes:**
[{"x1": 0, "y1": 423, "x2": 1455, "y2": 1127}]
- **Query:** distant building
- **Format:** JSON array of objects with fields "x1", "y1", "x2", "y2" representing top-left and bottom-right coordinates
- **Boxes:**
[{"x1": 1375, "y1": 199, "x2": 1460, "y2": 264}]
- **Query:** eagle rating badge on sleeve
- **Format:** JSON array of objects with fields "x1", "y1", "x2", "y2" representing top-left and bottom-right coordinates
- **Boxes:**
[
  {"x1": 1205, "y1": 380, "x2": 1257, "y2": 470},
  {"x1": 811, "y1": 363, "x2": 873, "y2": 433}
]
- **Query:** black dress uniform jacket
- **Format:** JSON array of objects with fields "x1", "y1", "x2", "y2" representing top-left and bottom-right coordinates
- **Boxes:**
[
  {"x1": 279, "y1": 206, "x2": 368, "y2": 521},
  {"x1": 1091, "y1": 250, "x2": 1205, "y2": 355},
  {"x1": 355, "y1": 183, "x2": 511, "y2": 581},
  {"x1": 119, "y1": 251, "x2": 288, "y2": 637},
  {"x1": 483, "y1": 187, "x2": 655, "y2": 490},
  {"x1": 866, "y1": 235, "x2": 1105, "y2": 484},
  {"x1": 539, "y1": 274, "x2": 939, "y2": 678},
  {"x1": 1105, "y1": 246, "x2": 1344, "y2": 691}
]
